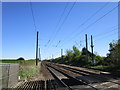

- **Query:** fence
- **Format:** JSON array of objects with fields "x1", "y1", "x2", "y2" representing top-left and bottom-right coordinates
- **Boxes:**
[{"x1": 0, "y1": 63, "x2": 19, "y2": 89}]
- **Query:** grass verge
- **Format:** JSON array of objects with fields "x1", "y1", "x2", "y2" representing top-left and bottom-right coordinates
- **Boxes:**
[
  {"x1": 1, "y1": 59, "x2": 40, "y2": 80},
  {"x1": 19, "y1": 60, "x2": 40, "y2": 80},
  {"x1": 87, "y1": 65, "x2": 120, "y2": 72}
]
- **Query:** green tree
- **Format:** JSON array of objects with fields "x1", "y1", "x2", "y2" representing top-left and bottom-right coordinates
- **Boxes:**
[
  {"x1": 73, "y1": 46, "x2": 81, "y2": 56},
  {"x1": 107, "y1": 40, "x2": 120, "y2": 65},
  {"x1": 71, "y1": 46, "x2": 81, "y2": 65},
  {"x1": 66, "y1": 49, "x2": 73, "y2": 64}
]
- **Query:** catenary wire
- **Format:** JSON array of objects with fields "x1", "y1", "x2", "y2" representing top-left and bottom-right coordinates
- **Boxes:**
[
  {"x1": 45, "y1": 2, "x2": 69, "y2": 47},
  {"x1": 48, "y1": 1, "x2": 77, "y2": 48},
  {"x1": 30, "y1": 1, "x2": 37, "y2": 32},
  {"x1": 60, "y1": 3, "x2": 119, "y2": 47},
  {"x1": 56, "y1": 2, "x2": 110, "y2": 48},
  {"x1": 70, "y1": 2, "x2": 110, "y2": 38},
  {"x1": 60, "y1": 26, "x2": 118, "y2": 48}
]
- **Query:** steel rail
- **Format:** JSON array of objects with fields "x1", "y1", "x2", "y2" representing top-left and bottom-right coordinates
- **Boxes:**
[
  {"x1": 47, "y1": 66, "x2": 72, "y2": 90},
  {"x1": 46, "y1": 64, "x2": 98, "y2": 90},
  {"x1": 53, "y1": 63, "x2": 120, "y2": 85}
]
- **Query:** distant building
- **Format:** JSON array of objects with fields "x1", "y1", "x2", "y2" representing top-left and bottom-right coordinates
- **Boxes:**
[{"x1": 118, "y1": 1, "x2": 120, "y2": 40}]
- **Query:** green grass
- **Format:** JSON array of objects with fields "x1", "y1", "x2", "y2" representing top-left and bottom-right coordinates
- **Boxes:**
[
  {"x1": 87, "y1": 65, "x2": 120, "y2": 72},
  {"x1": 19, "y1": 60, "x2": 40, "y2": 80},
  {"x1": 0, "y1": 59, "x2": 20, "y2": 63},
  {"x1": 89, "y1": 65, "x2": 109, "y2": 69},
  {"x1": 1, "y1": 59, "x2": 40, "y2": 80}
]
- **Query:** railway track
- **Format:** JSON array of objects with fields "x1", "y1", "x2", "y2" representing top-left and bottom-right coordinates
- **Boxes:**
[
  {"x1": 13, "y1": 63, "x2": 68, "y2": 90},
  {"x1": 45, "y1": 62, "x2": 120, "y2": 89},
  {"x1": 46, "y1": 63, "x2": 98, "y2": 90},
  {"x1": 12, "y1": 62, "x2": 120, "y2": 90},
  {"x1": 51, "y1": 63, "x2": 119, "y2": 82}
]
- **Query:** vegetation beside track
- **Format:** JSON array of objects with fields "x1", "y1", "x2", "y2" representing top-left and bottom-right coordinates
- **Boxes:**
[
  {"x1": 0, "y1": 59, "x2": 40, "y2": 80},
  {"x1": 19, "y1": 60, "x2": 40, "y2": 80},
  {"x1": 86, "y1": 65, "x2": 120, "y2": 72},
  {"x1": 46, "y1": 40, "x2": 120, "y2": 72},
  {"x1": 0, "y1": 59, "x2": 24, "y2": 63}
]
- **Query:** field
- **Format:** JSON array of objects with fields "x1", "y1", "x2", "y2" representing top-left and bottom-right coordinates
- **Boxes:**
[{"x1": 0, "y1": 59, "x2": 22, "y2": 63}]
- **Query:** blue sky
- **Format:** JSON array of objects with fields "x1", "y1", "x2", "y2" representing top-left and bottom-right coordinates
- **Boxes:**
[{"x1": 2, "y1": 2, "x2": 118, "y2": 60}]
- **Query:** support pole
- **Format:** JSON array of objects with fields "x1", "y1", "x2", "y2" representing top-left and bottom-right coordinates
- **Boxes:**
[
  {"x1": 118, "y1": 1, "x2": 120, "y2": 40},
  {"x1": 36, "y1": 31, "x2": 38, "y2": 66},
  {"x1": 85, "y1": 34, "x2": 88, "y2": 63},
  {"x1": 91, "y1": 35, "x2": 94, "y2": 65}
]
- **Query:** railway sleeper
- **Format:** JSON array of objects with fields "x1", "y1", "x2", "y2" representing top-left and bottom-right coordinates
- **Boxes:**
[
  {"x1": 46, "y1": 64, "x2": 98, "y2": 90},
  {"x1": 51, "y1": 63, "x2": 120, "y2": 84}
]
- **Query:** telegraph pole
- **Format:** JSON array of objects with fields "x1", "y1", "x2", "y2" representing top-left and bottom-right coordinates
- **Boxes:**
[
  {"x1": 85, "y1": 34, "x2": 88, "y2": 63},
  {"x1": 36, "y1": 31, "x2": 39, "y2": 66},
  {"x1": 91, "y1": 35, "x2": 94, "y2": 64}
]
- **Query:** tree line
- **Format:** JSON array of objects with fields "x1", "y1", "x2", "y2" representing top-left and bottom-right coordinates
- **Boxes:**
[{"x1": 46, "y1": 40, "x2": 120, "y2": 67}]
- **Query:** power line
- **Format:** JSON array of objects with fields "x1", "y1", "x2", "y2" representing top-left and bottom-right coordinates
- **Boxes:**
[
  {"x1": 75, "y1": 41, "x2": 81, "y2": 49},
  {"x1": 51, "y1": 40, "x2": 61, "y2": 48},
  {"x1": 84, "y1": 27, "x2": 118, "y2": 43},
  {"x1": 45, "y1": 40, "x2": 50, "y2": 47},
  {"x1": 60, "y1": 3, "x2": 119, "y2": 47},
  {"x1": 87, "y1": 29, "x2": 117, "y2": 44},
  {"x1": 45, "y1": 2, "x2": 69, "y2": 47},
  {"x1": 54, "y1": 2, "x2": 69, "y2": 33},
  {"x1": 56, "y1": 40, "x2": 61, "y2": 47},
  {"x1": 70, "y1": 2, "x2": 110, "y2": 37},
  {"x1": 74, "y1": 3, "x2": 119, "y2": 37},
  {"x1": 76, "y1": 31, "x2": 117, "y2": 52},
  {"x1": 59, "y1": 2, "x2": 110, "y2": 47},
  {"x1": 86, "y1": 26, "x2": 118, "y2": 42},
  {"x1": 30, "y1": 1, "x2": 37, "y2": 32},
  {"x1": 55, "y1": 1, "x2": 76, "y2": 35},
  {"x1": 48, "y1": 1, "x2": 77, "y2": 48},
  {"x1": 60, "y1": 26, "x2": 118, "y2": 47},
  {"x1": 30, "y1": 1, "x2": 39, "y2": 64},
  {"x1": 94, "y1": 32, "x2": 117, "y2": 41},
  {"x1": 93, "y1": 27, "x2": 118, "y2": 38},
  {"x1": 59, "y1": 3, "x2": 110, "y2": 47}
]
